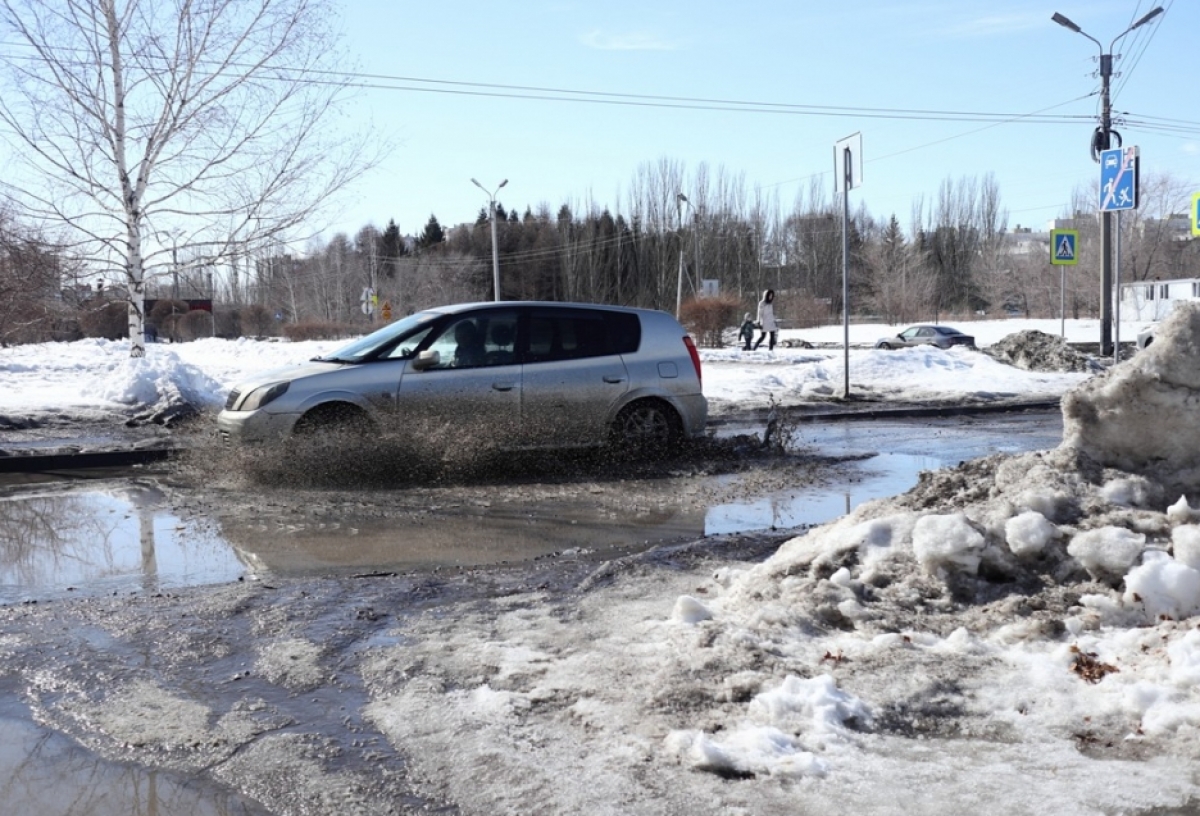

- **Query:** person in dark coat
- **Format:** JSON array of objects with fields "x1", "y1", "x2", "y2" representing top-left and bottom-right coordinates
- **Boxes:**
[{"x1": 738, "y1": 312, "x2": 756, "y2": 350}]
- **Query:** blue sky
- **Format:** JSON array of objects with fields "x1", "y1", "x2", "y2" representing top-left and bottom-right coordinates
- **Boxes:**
[{"x1": 324, "y1": 0, "x2": 1198, "y2": 240}]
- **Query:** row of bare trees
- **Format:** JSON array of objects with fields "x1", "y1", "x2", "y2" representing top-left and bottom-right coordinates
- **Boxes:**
[
  {"x1": 2, "y1": 154, "x2": 1196, "y2": 347},
  {"x1": 233, "y1": 164, "x2": 1197, "y2": 338}
]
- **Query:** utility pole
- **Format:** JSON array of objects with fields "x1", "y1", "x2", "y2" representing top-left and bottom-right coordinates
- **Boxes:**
[{"x1": 1052, "y1": 6, "x2": 1164, "y2": 357}]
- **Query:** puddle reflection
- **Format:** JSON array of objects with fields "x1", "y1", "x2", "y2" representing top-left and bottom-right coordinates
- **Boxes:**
[
  {"x1": 0, "y1": 484, "x2": 246, "y2": 604},
  {"x1": 0, "y1": 712, "x2": 267, "y2": 816},
  {"x1": 706, "y1": 453, "x2": 941, "y2": 534}
]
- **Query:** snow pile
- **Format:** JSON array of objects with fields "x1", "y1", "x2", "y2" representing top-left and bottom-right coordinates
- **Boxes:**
[
  {"x1": 985, "y1": 329, "x2": 1101, "y2": 373},
  {"x1": 1063, "y1": 302, "x2": 1200, "y2": 497},
  {"x1": 656, "y1": 301, "x2": 1200, "y2": 783}
]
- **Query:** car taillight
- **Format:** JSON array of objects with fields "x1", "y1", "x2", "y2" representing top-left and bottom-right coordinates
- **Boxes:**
[{"x1": 683, "y1": 335, "x2": 702, "y2": 384}]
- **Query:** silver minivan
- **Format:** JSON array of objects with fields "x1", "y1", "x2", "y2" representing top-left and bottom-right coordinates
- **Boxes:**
[{"x1": 217, "y1": 302, "x2": 707, "y2": 452}]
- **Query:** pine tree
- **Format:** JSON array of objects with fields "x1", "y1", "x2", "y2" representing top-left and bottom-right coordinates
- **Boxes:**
[{"x1": 416, "y1": 215, "x2": 445, "y2": 250}]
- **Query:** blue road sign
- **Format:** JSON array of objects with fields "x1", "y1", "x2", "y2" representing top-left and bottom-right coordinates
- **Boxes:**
[
  {"x1": 1100, "y1": 147, "x2": 1139, "y2": 212},
  {"x1": 1050, "y1": 229, "x2": 1078, "y2": 265}
]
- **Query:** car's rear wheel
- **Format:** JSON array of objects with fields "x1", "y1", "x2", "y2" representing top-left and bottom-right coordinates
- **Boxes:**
[
  {"x1": 293, "y1": 403, "x2": 373, "y2": 437},
  {"x1": 609, "y1": 399, "x2": 682, "y2": 453}
]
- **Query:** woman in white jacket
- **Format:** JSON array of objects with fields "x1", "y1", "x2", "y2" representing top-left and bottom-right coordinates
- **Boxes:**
[{"x1": 752, "y1": 289, "x2": 778, "y2": 351}]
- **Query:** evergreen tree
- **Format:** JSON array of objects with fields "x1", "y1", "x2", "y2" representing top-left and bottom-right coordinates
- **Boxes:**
[
  {"x1": 379, "y1": 218, "x2": 406, "y2": 279},
  {"x1": 416, "y1": 215, "x2": 445, "y2": 250}
]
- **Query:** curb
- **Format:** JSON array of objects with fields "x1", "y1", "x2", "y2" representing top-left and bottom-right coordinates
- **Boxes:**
[{"x1": 705, "y1": 399, "x2": 1062, "y2": 427}]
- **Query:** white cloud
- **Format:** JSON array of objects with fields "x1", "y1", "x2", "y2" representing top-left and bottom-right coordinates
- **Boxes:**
[{"x1": 579, "y1": 29, "x2": 678, "y2": 51}]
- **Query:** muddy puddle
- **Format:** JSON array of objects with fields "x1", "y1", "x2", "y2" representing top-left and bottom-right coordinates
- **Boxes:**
[
  {"x1": 0, "y1": 696, "x2": 269, "y2": 816},
  {"x1": 0, "y1": 411, "x2": 1064, "y2": 604}
]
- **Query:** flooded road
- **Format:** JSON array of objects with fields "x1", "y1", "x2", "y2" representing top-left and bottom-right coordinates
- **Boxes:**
[{"x1": 0, "y1": 410, "x2": 1063, "y2": 604}]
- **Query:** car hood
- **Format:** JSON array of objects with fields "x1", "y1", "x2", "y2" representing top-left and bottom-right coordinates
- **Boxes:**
[{"x1": 228, "y1": 359, "x2": 348, "y2": 393}]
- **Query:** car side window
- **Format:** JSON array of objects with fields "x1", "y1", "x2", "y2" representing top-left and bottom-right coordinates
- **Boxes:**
[
  {"x1": 380, "y1": 326, "x2": 435, "y2": 360},
  {"x1": 525, "y1": 311, "x2": 615, "y2": 363},
  {"x1": 425, "y1": 313, "x2": 519, "y2": 369}
]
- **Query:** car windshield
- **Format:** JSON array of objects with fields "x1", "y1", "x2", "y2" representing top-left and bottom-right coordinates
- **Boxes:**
[
  {"x1": 939, "y1": 327, "x2": 966, "y2": 335},
  {"x1": 312, "y1": 310, "x2": 442, "y2": 363}
]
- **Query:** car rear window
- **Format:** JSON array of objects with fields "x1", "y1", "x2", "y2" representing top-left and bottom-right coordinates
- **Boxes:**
[{"x1": 525, "y1": 309, "x2": 640, "y2": 362}]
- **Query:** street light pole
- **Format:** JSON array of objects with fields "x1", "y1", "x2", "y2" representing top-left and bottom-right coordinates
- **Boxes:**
[
  {"x1": 471, "y1": 177, "x2": 508, "y2": 301},
  {"x1": 1052, "y1": 6, "x2": 1164, "y2": 357},
  {"x1": 675, "y1": 193, "x2": 690, "y2": 319}
]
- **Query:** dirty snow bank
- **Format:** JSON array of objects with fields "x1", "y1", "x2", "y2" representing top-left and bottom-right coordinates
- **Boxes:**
[
  {"x1": 985, "y1": 329, "x2": 1102, "y2": 373},
  {"x1": 664, "y1": 302, "x2": 1200, "y2": 792}
]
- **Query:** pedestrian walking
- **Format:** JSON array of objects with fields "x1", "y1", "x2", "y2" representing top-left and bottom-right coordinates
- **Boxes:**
[
  {"x1": 752, "y1": 289, "x2": 778, "y2": 351},
  {"x1": 738, "y1": 312, "x2": 756, "y2": 350}
]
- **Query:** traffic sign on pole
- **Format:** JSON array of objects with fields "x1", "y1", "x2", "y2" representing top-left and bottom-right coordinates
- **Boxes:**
[
  {"x1": 1192, "y1": 191, "x2": 1200, "y2": 237},
  {"x1": 1100, "y1": 146, "x2": 1139, "y2": 212},
  {"x1": 1050, "y1": 229, "x2": 1078, "y2": 265}
]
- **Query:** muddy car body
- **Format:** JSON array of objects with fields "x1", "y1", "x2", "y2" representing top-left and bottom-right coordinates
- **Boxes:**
[{"x1": 217, "y1": 302, "x2": 707, "y2": 451}]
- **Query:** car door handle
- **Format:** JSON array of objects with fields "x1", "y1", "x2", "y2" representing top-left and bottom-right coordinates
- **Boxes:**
[
  {"x1": 492, "y1": 382, "x2": 516, "y2": 392},
  {"x1": 602, "y1": 375, "x2": 627, "y2": 384}
]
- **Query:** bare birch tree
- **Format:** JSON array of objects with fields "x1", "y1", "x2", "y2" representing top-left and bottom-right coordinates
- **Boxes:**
[{"x1": 0, "y1": 0, "x2": 371, "y2": 356}]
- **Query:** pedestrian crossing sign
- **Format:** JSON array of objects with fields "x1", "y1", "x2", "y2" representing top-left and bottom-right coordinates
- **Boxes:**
[
  {"x1": 1192, "y1": 192, "x2": 1200, "y2": 237},
  {"x1": 1050, "y1": 229, "x2": 1078, "y2": 266}
]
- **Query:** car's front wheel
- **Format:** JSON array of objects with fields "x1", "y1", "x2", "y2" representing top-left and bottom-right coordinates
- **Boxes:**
[
  {"x1": 293, "y1": 403, "x2": 373, "y2": 437},
  {"x1": 609, "y1": 399, "x2": 682, "y2": 453},
  {"x1": 876, "y1": 342, "x2": 893, "y2": 350}
]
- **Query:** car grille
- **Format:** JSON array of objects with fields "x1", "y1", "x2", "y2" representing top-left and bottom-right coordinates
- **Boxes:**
[{"x1": 224, "y1": 389, "x2": 240, "y2": 410}]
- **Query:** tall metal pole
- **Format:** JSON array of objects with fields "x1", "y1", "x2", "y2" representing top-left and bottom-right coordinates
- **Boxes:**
[
  {"x1": 1115, "y1": 210, "x2": 1122, "y2": 360},
  {"x1": 1053, "y1": 7, "x2": 1164, "y2": 358},
  {"x1": 471, "y1": 178, "x2": 508, "y2": 301},
  {"x1": 1098, "y1": 52, "x2": 1113, "y2": 356},
  {"x1": 488, "y1": 199, "x2": 500, "y2": 301},
  {"x1": 675, "y1": 193, "x2": 688, "y2": 318},
  {"x1": 841, "y1": 147, "x2": 851, "y2": 399}
]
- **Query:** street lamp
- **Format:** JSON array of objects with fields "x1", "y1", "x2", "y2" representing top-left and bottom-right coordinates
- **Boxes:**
[
  {"x1": 1052, "y1": 6, "x2": 1164, "y2": 356},
  {"x1": 675, "y1": 193, "x2": 691, "y2": 319},
  {"x1": 471, "y1": 177, "x2": 508, "y2": 301}
]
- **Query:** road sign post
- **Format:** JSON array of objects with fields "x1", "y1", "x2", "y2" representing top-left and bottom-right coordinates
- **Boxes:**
[
  {"x1": 1098, "y1": 146, "x2": 1139, "y2": 359},
  {"x1": 1192, "y1": 192, "x2": 1200, "y2": 237},
  {"x1": 1099, "y1": 147, "x2": 1139, "y2": 212},
  {"x1": 834, "y1": 132, "x2": 862, "y2": 399},
  {"x1": 1050, "y1": 229, "x2": 1078, "y2": 339}
]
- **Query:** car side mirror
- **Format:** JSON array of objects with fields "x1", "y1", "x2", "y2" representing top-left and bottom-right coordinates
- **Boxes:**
[{"x1": 411, "y1": 349, "x2": 441, "y2": 371}]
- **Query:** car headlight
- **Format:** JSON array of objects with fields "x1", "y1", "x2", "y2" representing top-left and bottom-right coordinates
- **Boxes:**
[{"x1": 236, "y1": 381, "x2": 290, "y2": 411}]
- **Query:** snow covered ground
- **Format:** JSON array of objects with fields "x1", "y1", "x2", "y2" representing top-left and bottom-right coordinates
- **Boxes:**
[
  {"x1": 8, "y1": 311, "x2": 1200, "y2": 814},
  {"x1": 0, "y1": 316, "x2": 1132, "y2": 426}
]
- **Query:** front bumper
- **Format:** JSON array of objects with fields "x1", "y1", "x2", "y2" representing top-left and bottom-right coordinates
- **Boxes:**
[{"x1": 216, "y1": 409, "x2": 302, "y2": 444}]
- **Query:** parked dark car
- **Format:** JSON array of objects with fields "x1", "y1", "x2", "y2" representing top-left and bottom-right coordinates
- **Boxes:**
[
  {"x1": 875, "y1": 325, "x2": 976, "y2": 350},
  {"x1": 217, "y1": 301, "x2": 707, "y2": 452}
]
